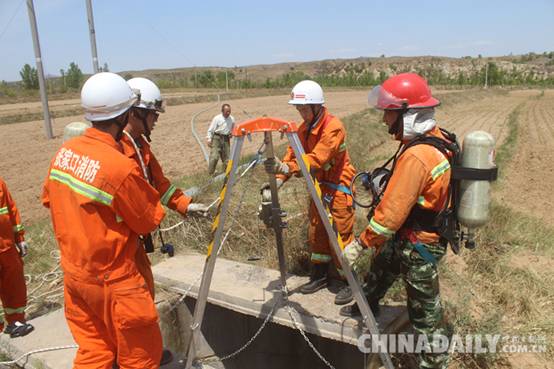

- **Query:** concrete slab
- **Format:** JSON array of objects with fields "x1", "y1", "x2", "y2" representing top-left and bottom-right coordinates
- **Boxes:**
[
  {"x1": 0, "y1": 304, "x2": 195, "y2": 369},
  {"x1": 153, "y1": 253, "x2": 408, "y2": 347},
  {"x1": 0, "y1": 308, "x2": 76, "y2": 369}
]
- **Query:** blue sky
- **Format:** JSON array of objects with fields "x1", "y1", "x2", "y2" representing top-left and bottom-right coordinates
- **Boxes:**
[{"x1": 1, "y1": 0, "x2": 553, "y2": 82}]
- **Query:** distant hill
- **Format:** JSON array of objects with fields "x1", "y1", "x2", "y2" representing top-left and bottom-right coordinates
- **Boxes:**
[
  {"x1": 2, "y1": 52, "x2": 553, "y2": 102},
  {"x1": 122, "y1": 52, "x2": 554, "y2": 88}
]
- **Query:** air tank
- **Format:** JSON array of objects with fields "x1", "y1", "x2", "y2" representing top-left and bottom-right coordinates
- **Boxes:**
[
  {"x1": 63, "y1": 121, "x2": 91, "y2": 142},
  {"x1": 457, "y1": 131, "x2": 496, "y2": 229}
]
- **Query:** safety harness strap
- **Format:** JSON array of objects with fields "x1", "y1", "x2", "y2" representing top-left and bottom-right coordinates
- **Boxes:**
[
  {"x1": 320, "y1": 181, "x2": 352, "y2": 195},
  {"x1": 413, "y1": 241, "x2": 438, "y2": 266}
]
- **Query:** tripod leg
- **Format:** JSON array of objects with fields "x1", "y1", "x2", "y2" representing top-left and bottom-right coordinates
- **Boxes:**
[{"x1": 185, "y1": 136, "x2": 245, "y2": 369}]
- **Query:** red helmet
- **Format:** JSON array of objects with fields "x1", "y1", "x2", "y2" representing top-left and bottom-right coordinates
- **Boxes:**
[{"x1": 368, "y1": 73, "x2": 440, "y2": 110}]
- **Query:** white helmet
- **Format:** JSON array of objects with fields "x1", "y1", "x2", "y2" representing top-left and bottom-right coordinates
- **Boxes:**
[
  {"x1": 127, "y1": 77, "x2": 165, "y2": 112},
  {"x1": 81, "y1": 72, "x2": 138, "y2": 122},
  {"x1": 288, "y1": 80, "x2": 324, "y2": 105}
]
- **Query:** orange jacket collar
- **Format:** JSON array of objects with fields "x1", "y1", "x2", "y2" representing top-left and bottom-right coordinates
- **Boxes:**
[
  {"x1": 84, "y1": 127, "x2": 121, "y2": 152},
  {"x1": 401, "y1": 126, "x2": 443, "y2": 144}
]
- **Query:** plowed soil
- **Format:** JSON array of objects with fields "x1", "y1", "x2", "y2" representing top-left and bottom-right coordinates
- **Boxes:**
[{"x1": 495, "y1": 90, "x2": 554, "y2": 226}]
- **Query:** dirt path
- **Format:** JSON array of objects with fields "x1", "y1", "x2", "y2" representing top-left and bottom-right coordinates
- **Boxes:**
[{"x1": 0, "y1": 90, "x2": 370, "y2": 223}]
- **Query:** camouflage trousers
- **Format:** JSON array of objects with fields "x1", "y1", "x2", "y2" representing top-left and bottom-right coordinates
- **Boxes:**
[
  {"x1": 208, "y1": 134, "x2": 230, "y2": 175},
  {"x1": 364, "y1": 238, "x2": 450, "y2": 369}
]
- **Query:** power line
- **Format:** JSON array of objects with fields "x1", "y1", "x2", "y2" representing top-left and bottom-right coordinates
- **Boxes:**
[{"x1": 0, "y1": 0, "x2": 25, "y2": 42}]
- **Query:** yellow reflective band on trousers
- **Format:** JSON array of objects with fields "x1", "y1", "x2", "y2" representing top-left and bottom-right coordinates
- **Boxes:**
[
  {"x1": 431, "y1": 159, "x2": 450, "y2": 181},
  {"x1": 0, "y1": 207, "x2": 8, "y2": 215},
  {"x1": 4, "y1": 306, "x2": 26, "y2": 314},
  {"x1": 369, "y1": 217, "x2": 394, "y2": 237},
  {"x1": 311, "y1": 253, "x2": 332, "y2": 263},
  {"x1": 161, "y1": 184, "x2": 177, "y2": 206},
  {"x1": 49, "y1": 169, "x2": 113, "y2": 206}
]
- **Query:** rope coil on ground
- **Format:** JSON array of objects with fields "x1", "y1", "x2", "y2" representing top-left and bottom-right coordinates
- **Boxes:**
[{"x1": 0, "y1": 345, "x2": 79, "y2": 365}]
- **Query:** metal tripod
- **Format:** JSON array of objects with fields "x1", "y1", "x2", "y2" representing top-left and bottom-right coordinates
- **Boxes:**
[{"x1": 184, "y1": 117, "x2": 394, "y2": 369}]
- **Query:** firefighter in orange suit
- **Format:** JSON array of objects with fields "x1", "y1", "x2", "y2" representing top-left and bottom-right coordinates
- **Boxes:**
[
  {"x1": 341, "y1": 73, "x2": 450, "y2": 369},
  {"x1": 265, "y1": 80, "x2": 356, "y2": 305},
  {"x1": 42, "y1": 72, "x2": 165, "y2": 369},
  {"x1": 0, "y1": 177, "x2": 34, "y2": 338},
  {"x1": 121, "y1": 77, "x2": 208, "y2": 298}
]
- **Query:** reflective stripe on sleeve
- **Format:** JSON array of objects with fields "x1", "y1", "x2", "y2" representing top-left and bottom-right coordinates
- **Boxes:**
[
  {"x1": 4, "y1": 306, "x2": 26, "y2": 314},
  {"x1": 160, "y1": 184, "x2": 177, "y2": 206},
  {"x1": 311, "y1": 253, "x2": 332, "y2": 263},
  {"x1": 368, "y1": 217, "x2": 395, "y2": 238},
  {"x1": 431, "y1": 159, "x2": 450, "y2": 181},
  {"x1": 0, "y1": 207, "x2": 8, "y2": 215},
  {"x1": 338, "y1": 142, "x2": 347, "y2": 152},
  {"x1": 13, "y1": 224, "x2": 24, "y2": 233},
  {"x1": 49, "y1": 169, "x2": 113, "y2": 206},
  {"x1": 417, "y1": 196, "x2": 426, "y2": 206}
]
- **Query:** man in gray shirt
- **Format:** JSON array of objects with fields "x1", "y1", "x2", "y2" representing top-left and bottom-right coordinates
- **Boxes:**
[{"x1": 206, "y1": 104, "x2": 235, "y2": 175}]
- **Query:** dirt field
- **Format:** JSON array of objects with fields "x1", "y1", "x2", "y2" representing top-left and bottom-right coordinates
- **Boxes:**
[
  {"x1": 0, "y1": 88, "x2": 550, "y2": 226},
  {"x1": 495, "y1": 90, "x2": 554, "y2": 226},
  {"x1": 0, "y1": 90, "x2": 370, "y2": 222}
]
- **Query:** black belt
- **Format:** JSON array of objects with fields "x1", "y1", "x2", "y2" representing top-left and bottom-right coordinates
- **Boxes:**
[{"x1": 213, "y1": 132, "x2": 230, "y2": 137}]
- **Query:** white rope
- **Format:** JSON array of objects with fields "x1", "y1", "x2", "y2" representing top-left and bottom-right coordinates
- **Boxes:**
[
  {"x1": 0, "y1": 345, "x2": 78, "y2": 365},
  {"x1": 191, "y1": 95, "x2": 221, "y2": 163}
]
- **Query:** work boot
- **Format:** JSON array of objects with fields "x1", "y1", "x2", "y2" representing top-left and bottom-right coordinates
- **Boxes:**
[
  {"x1": 299, "y1": 264, "x2": 328, "y2": 294},
  {"x1": 112, "y1": 349, "x2": 173, "y2": 369},
  {"x1": 4, "y1": 321, "x2": 34, "y2": 338},
  {"x1": 160, "y1": 349, "x2": 174, "y2": 366},
  {"x1": 334, "y1": 282, "x2": 353, "y2": 305},
  {"x1": 339, "y1": 300, "x2": 380, "y2": 318}
]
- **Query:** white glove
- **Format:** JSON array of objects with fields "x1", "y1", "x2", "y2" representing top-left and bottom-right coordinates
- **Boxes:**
[
  {"x1": 187, "y1": 203, "x2": 209, "y2": 217},
  {"x1": 260, "y1": 179, "x2": 284, "y2": 202},
  {"x1": 264, "y1": 157, "x2": 289, "y2": 175},
  {"x1": 16, "y1": 242, "x2": 29, "y2": 257},
  {"x1": 343, "y1": 239, "x2": 364, "y2": 267}
]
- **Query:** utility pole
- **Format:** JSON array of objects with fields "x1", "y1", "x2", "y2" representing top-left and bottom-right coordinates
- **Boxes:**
[
  {"x1": 26, "y1": 0, "x2": 53, "y2": 139},
  {"x1": 484, "y1": 62, "x2": 489, "y2": 89},
  {"x1": 86, "y1": 0, "x2": 99, "y2": 73}
]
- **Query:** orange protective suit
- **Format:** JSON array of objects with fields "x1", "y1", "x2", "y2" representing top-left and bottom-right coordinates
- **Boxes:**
[
  {"x1": 277, "y1": 107, "x2": 356, "y2": 270},
  {"x1": 42, "y1": 128, "x2": 165, "y2": 369},
  {"x1": 360, "y1": 126, "x2": 451, "y2": 249},
  {"x1": 0, "y1": 178, "x2": 28, "y2": 328},
  {"x1": 120, "y1": 133, "x2": 192, "y2": 297}
]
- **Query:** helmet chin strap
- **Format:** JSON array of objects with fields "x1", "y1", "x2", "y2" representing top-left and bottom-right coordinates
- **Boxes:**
[
  {"x1": 389, "y1": 108, "x2": 407, "y2": 139},
  {"x1": 114, "y1": 111, "x2": 131, "y2": 141},
  {"x1": 135, "y1": 108, "x2": 152, "y2": 142},
  {"x1": 309, "y1": 105, "x2": 323, "y2": 127}
]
